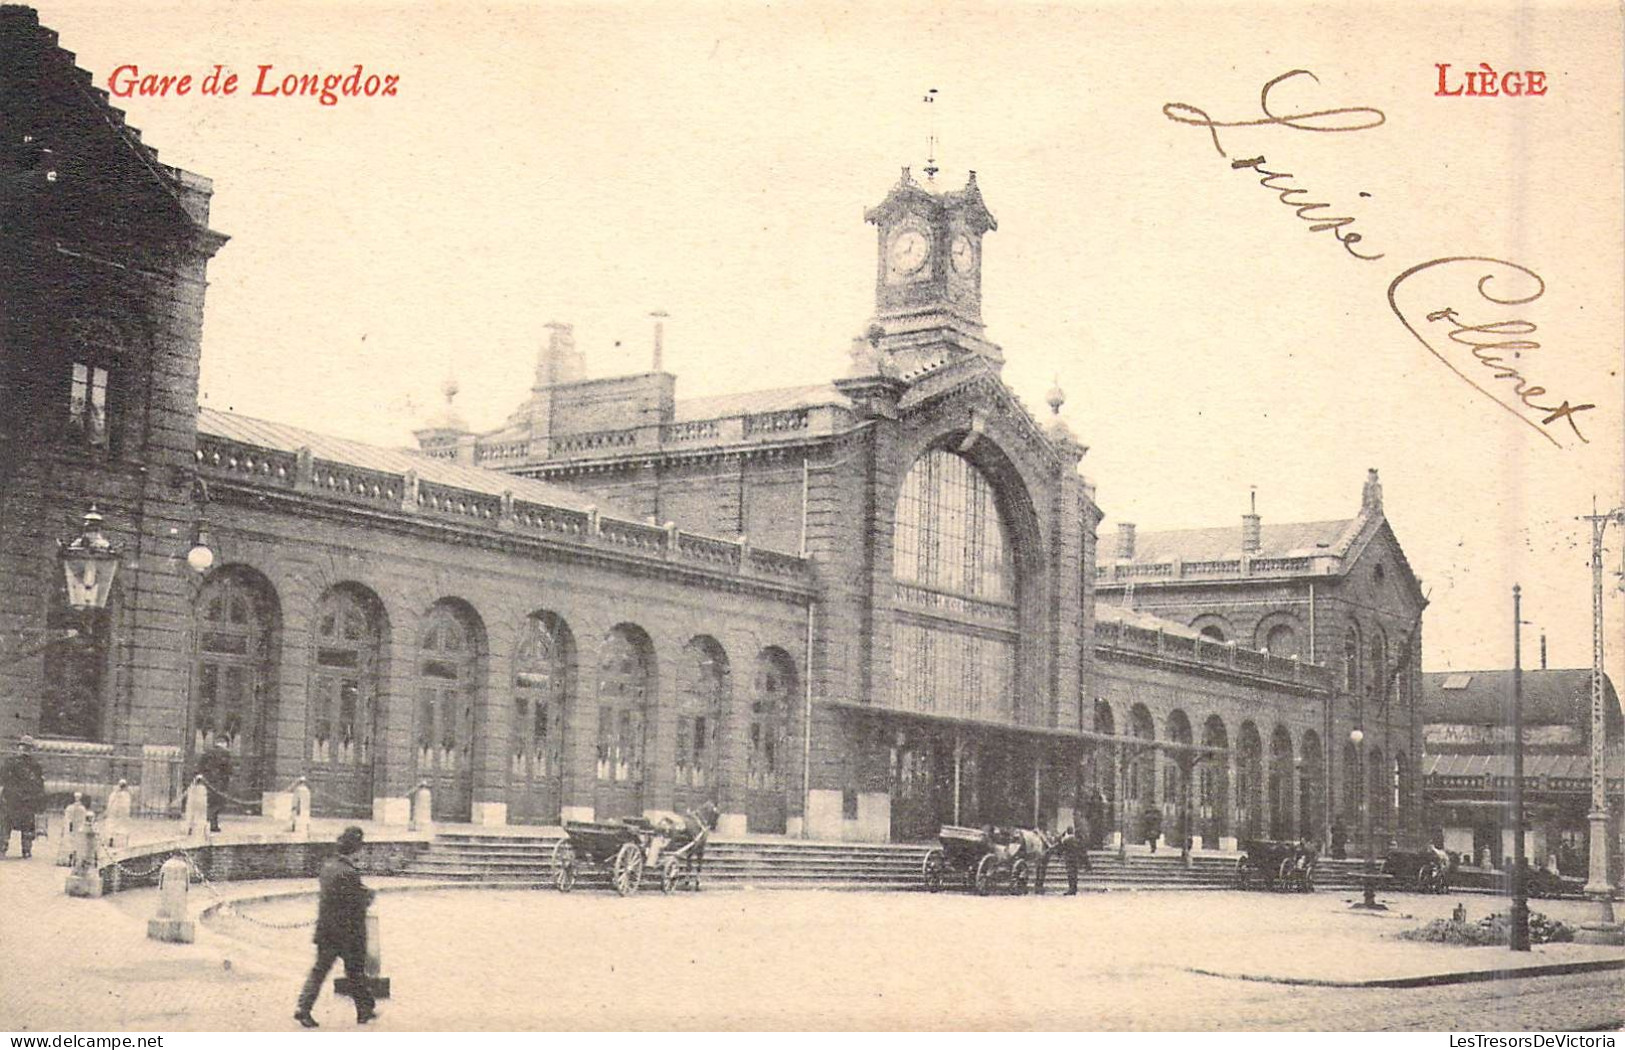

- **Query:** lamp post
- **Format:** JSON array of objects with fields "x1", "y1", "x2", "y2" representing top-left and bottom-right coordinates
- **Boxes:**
[
  {"x1": 1510, "y1": 585, "x2": 1531, "y2": 952},
  {"x1": 1349, "y1": 726, "x2": 1381, "y2": 909},
  {"x1": 1579, "y1": 502, "x2": 1624, "y2": 913}
]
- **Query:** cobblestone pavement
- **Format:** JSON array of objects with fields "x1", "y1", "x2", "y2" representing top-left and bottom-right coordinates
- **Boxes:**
[{"x1": 4, "y1": 852, "x2": 1621, "y2": 1031}]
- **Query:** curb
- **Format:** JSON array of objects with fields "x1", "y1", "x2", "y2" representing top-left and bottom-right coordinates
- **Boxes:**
[{"x1": 1187, "y1": 955, "x2": 1625, "y2": 989}]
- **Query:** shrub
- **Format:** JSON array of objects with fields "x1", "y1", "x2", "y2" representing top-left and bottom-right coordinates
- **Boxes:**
[{"x1": 1397, "y1": 911, "x2": 1575, "y2": 946}]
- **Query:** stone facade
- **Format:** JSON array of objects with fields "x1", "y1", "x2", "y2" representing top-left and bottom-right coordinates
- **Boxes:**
[{"x1": 2, "y1": 12, "x2": 1421, "y2": 846}]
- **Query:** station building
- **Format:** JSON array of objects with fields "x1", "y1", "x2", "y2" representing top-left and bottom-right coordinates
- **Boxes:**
[{"x1": 0, "y1": 6, "x2": 1424, "y2": 848}]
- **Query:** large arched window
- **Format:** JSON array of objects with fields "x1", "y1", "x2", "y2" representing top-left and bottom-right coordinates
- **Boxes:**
[
  {"x1": 596, "y1": 626, "x2": 650, "y2": 786},
  {"x1": 893, "y1": 449, "x2": 1014, "y2": 601},
  {"x1": 676, "y1": 637, "x2": 728, "y2": 803},
  {"x1": 511, "y1": 612, "x2": 572, "y2": 824},
  {"x1": 192, "y1": 572, "x2": 279, "y2": 789},
  {"x1": 415, "y1": 601, "x2": 482, "y2": 822},
  {"x1": 1369, "y1": 630, "x2": 1388, "y2": 701},
  {"x1": 310, "y1": 585, "x2": 385, "y2": 812},
  {"x1": 1343, "y1": 627, "x2": 1361, "y2": 694},
  {"x1": 892, "y1": 449, "x2": 1019, "y2": 723}
]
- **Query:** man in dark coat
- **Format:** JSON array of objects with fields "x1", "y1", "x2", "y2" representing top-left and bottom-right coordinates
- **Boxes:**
[
  {"x1": 294, "y1": 826, "x2": 377, "y2": 1028},
  {"x1": 1, "y1": 737, "x2": 46, "y2": 858},
  {"x1": 1054, "y1": 825, "x2": 1085, "y2": 895},
  {"x1": 1143, "y1": 807, "x2": 1163, "y2": 853},
  {"x1": 195, "y1": 737, "x2": 232, "y2": 832}
]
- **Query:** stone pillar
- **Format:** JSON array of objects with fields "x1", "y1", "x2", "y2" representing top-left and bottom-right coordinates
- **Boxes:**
[
  {"x1": 56, "y1": 795, "x2": 86, "y2": 866},
  {"x1": 147, "y1": 856, "x2": 195, "y2": 943},
  {"x1": 372, "y1": 622, "x2": 418, "y2": 825},
  {"x1": 409, "y1": 782, "x2": 433, "y2": 832},
  {"x1": 64, "y1": 815, "x2": 103, "y2": 898},
  {"x1": 641, "y1": 630, "x2": 678, "y2": 817},
  {"x1": 184, "y1": 777, "x2": 209, "y2": 839},
  {"x1": 292, "y1": 779, "x2": 312, "y2": 838},
  {"x1": 470, "y1": 624, "x2": 512, "y2": 828},
  {"x1": 104, "y1": 780, "x2": 132, "y2": 850}
]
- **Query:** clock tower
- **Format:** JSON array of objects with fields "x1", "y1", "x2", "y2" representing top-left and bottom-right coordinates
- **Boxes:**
[{"x1": 864, "y1": 167, "x2": 999, "y2": 369}]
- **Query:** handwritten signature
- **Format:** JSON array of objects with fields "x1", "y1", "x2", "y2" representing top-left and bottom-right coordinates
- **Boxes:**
[
  {"x1": 1388, "y1": 258, "x2": 1592, "y2": 448},
  {"x1": 1163, "y1": 70, "x2": 1386, "y2": 261},
  {"x1": 1163, "y1": 72, "x2": 1597, "y2": 450}
]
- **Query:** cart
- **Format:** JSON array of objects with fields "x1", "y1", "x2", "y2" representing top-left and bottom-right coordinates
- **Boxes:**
[
  {"x1": 553, "y1": 820, "x2": 649, "y2": 895},
  {"x1": 623, "y1": 811, "x2": 712, "y2": 894},
  {"x1": 1236, "y1": 838, "x2": 1317, "y2": 892},
  {"x1": 1382, "y1": 847, "x2": 1451, "y2": 893},
  {"x1": 921, "y1": 825, "x2": 1043, "y2": 895}
]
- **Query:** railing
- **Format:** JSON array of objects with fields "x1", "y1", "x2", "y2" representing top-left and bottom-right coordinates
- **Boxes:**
[
  {"x1": 31, "y1": 739, "x2": 185, "y2": 818},
  {"x1": 195, "y1": 432, "x2": 813, "y2": 588},
  {"x1": 1094, "y1": 618, "x2": 1334, "y2": 690},
  {"x1": 743, "y1": 408, "x2": 809, "y2": 436},
  {"x1": 1099, "y1": 553, "x2": 1329, "y2": 581},
  {"x1": 476, "y1": 441, "x2": 531, "y2": 463},
  {"x1": 660, "y1": 419, "x2": 721, "y2": 443},
  {"x1": 549, "y1": 428, "x2": 639, "y2": 456}
]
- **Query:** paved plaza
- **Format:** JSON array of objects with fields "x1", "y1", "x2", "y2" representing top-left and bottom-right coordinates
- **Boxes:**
[{"x1": 2, "y1": 845, "x2": 1623, "y2": 1031}]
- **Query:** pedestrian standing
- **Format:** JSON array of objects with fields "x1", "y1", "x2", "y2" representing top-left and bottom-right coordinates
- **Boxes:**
[
  {"x1": 294, "y1": 826, "x2": 378, "y2": 1028},
  {"x1": 0, "y1": 737, "x2": 46, "y2": 858},
  {"x1": 196, "y1": 736, "x2": 232, "y2": 832},
  {"x1": 1056, "y1": 825, "x2": 1083, "y2": 894},
  {"x1": 1144, "y1": 807, "x2": 1163, "y2": 852}
]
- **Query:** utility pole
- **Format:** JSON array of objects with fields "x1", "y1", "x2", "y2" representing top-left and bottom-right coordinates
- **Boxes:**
[
  {"x1": 1577, "y1": 500, "x2": 1624, "y2": 938},
  {"x1": 1511, "y1": 585, "x2": 1530, "y2": 952}
]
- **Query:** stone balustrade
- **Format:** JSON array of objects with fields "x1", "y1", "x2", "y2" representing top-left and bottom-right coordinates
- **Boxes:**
[
  {"x1": 1093, "y1": 618, "x2": 1334, "y2": 691},
  {"x1": 1097, "y1": 553, "x2": 1324, "y2": 582},
  {"x1": 195, "y1": 432, "x2": 812, "y2": 588}
]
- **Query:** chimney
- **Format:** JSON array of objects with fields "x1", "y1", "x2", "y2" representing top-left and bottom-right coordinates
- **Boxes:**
[
  {"x1": 1362, "y1": 467, "x2": 1383, "y2": 513},
  {"x1": 1116, "y1": 523, "x2": 1136, "y2": 561},
  {"x1": 650, "y1": 310, "x2": 669, "y2": 373},
  {"x1": 536, "y1": 322, "x2": 581, "y2": 388},
  {"x1": 1242, "y1": 487, "x2": 1262, "y2": 554}
]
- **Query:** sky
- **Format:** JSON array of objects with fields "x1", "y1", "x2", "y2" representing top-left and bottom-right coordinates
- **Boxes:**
[{"x1": 38, "y1": 0, "x2": 1625, "y2": 686}]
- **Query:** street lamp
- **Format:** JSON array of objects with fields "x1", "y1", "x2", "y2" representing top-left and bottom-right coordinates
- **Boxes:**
[
  {"x1": 1350, "y1": 725, "x2": 1384, "y2": 910},
  {"x1": 58, "y1": 506, "x2": 121, "y2": 619}
]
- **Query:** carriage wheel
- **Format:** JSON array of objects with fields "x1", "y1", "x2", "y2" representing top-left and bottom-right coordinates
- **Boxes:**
[
  {"x1": 1275, "y1": 857, "x2": 1294, "y2": 892},
  {"x1": 612, "y1": 842, "x2": 645, "y2": 896},
  {"x1": 922, "y1": 849, "x2": 945, "y2": 893},
  {"x1": 974, "y1": 853, "x2": 998, "y2": 896},
  {"x1": 1426, "y1": 865, "x2": 1447, "y2": 894},
  {"x1": 1301, "y1": 864, "x2": 1316, "y2": 893},
  {"x1": 660, "y1": 856, "x2": 680, "y2": 895},
  {"x1": 1010, "y1": 858, "x2": 1029, "y2": 896},
  {"x1": 553, "y1": 840, "x2": 576, "y2": 893}
]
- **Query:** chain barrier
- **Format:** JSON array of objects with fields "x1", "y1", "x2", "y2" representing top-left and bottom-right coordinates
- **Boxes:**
[
  {"x1": 183, "y1": 852, "x2": 317, "y2": 930},
  {"x1": 113, "y1": 855, "x2": 169, "y2": 879}
]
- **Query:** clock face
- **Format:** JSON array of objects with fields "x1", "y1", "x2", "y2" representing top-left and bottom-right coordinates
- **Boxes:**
[
  {"x1": 950, "y1": 235, "x2": 976, "y2": 275},
  {"x1": 888, "y1": 228, "x2": 930, "y2": 276}
]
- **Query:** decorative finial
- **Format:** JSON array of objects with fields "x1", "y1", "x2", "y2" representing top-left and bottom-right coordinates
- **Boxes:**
[
  {"x1": 1045, "y1": 376, "x2": 1065, "y2": 416},
  {"x1": 922, "y1": 88, "x2": 939, "y2": 180},
  {"x1": 1250, "y1": 485, "x2": 1257, "y2": 515},
  {"x1": 442, "y1": 377, "x2": 459, "y2": 406}
]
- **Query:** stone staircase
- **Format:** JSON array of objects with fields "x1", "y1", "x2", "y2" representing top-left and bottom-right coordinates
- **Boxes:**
[{"x1": 401, "y1": 829, "x2": 1381, "y2": 893}]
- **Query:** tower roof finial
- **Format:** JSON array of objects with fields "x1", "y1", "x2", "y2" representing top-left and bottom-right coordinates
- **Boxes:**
[{"x1": 922, "y1": 88, "x2": 939, "y2": 180}]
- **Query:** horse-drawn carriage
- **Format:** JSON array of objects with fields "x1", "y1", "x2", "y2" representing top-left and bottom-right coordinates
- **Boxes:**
[
  {"x1": 1382, "y1": 847, "x2": 1451, "y2": 893},
  {"x1": 922, "y1": 824, "x2": 1048, "y2": 895},
  {"x1": 1235, "y1": 838, "x2": 1317, "y2": 892},
  {"x1": 553, "y1": 806, "x2": 714, "y2": 896}
]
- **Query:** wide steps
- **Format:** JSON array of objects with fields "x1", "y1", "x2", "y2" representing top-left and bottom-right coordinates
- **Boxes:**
[{"x1": 404, "y1": 831, "x2": 1378, "y2": 893}]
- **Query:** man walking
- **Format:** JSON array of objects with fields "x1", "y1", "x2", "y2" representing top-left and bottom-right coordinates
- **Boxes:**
[
  {"x1": 196, "y1": 736, "x2": 232, "y2": 833},
  {"x1": 1, "y1": 737, "x2": 46, "y2": 858},
  {"x1": 295, "y1": 826, "x2": 378, "y2": 1028}
]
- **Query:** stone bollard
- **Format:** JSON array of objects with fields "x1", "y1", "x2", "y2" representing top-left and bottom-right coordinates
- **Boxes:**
[
  {"x1": 1452, "y1": 902, "x2": 1467, "y2": 923},
  {"x1": 292, "y1": 779, "x2": 312, "y2": 838},
  {"x1": 104, "y1": 780, "x2": 133, "y2": 850},
  {"x1": 146, "y1": 856, "x2": 196, "y2": 943},
  {"x1": 335, "y1": 912, "x2": 391, "y2": 1000},
  {"x1": 184, "y1": 776, "x2": 210, "y2": 839},
  {"x1": 64, "y1": 814, "x2": 103, "y2": 897},
  {"x1": 408, "y1": 782, "x2": 433, "y2": 832},
  {"x1": 56, "y1": 794, "x2": 87, "y2": 867}
]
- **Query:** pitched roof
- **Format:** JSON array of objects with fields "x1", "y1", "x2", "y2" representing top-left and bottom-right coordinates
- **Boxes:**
[
  {"x1": 1421, "y1": 668, "x2": 1622, "y2": 729},
  {"x1": 197, "y1": 407, "x2": 608, "y2": 514},
  {"x1": 1122, "y1": 519, "x2": 1360, "y2": 564},
  {"x1": 672, "y1": 384, "x2": 848, "y2": 422}
]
